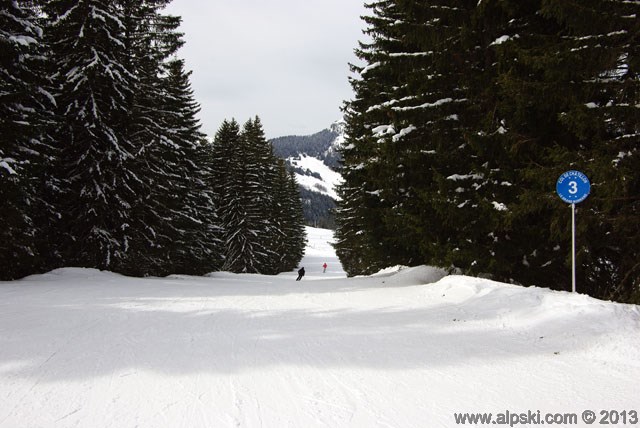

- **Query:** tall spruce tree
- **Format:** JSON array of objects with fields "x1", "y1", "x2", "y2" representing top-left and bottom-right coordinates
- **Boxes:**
[
  {"x1": 116, "y1": 0, "x2": 191, "y2": 275},
  {"x1": 161, "y1": 59, "x2": 222, "y2": 275},
  {"x1": 384, "y1": 0, "x2": 486, "y2": 272},
  {"x1": 217, "y1": 118, "x2": 276, "y2": 273},
  {"x1": 554, "y1": 0, "x2": 639, "y2": 302},
  {"x1": 43, "y1": 0, "x2": 142, "y2": 271},
  {"x1": 335, "y1": 0, "x2": 481, "y2": 275},
  {"x1": 282, "y1": 167, "x2": 307, "y2": 271},
  {"x1": 270, "y1": 159, "x2": 307, "y2": 272},
  {"x1": 240, "y1": 117, "x2": 281, "y2": 273},
  {"x1": 451, "y1": 1, "x2": 520, "y2": 279},
  {"x1": 335, "y1": 0, "x2": 409, "y2": 276},
  {"x1": 0, "y1": 0, "x2": 56, "y2": 279},
  {"x1": 214, "y1": 119, "x2": 256, "y2": 273}
]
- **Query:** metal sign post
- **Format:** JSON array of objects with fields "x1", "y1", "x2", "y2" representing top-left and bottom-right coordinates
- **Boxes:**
[
  {"x1": 556, "y1": 170, "x2": 591, "y2": 293},
  {"x1": 571, "y1": 202, "x2": 576, "y2": 292}
]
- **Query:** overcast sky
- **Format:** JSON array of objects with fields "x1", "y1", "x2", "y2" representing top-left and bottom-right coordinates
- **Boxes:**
[{"x1": 163, "y1": 1, "x2": 369, "y2": 139}]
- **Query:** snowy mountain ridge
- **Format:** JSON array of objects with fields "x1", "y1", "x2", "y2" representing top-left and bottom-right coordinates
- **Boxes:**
[
  {"x1": 270, "y1": 120, "x2": 346, "y2": 227},
  {"x1": 287, "y1": 154, "x2": 343, "y2": 201},
  {"x1": 324, "y1": 118, "x2": 346, "y2": 161}
]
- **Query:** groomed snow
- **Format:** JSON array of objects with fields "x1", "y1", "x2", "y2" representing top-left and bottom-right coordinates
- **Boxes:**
[{"x1": 1, "y1": 227, "x2": 639, "y2": 427}]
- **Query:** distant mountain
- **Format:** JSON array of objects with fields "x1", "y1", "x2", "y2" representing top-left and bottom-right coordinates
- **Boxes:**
[
  {"x1": 271, "y1": 120, "x2": 345, "y2": 169},
  {"x1": 270, "y1": 120, "x2": 345, "y2": 229}
]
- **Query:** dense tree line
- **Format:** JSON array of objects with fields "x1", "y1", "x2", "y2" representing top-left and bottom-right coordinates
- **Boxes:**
[
  {"x1": 1, "y1": 0, "x2": 305, "y2": 279},
  {"x1": 299, "y1": 188, "x2": 337, "y2": 229},
  {"x1": 335, "y1": 0, "x2": 639, "y2": 303},
  {"x1": 212, "y1": 118, "x2": 306, "y2": 274}
]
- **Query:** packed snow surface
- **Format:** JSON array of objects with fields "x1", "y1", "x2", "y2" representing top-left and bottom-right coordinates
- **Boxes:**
[{"x1": 1, "y1": 227, "x2": 639, "y2": 427}]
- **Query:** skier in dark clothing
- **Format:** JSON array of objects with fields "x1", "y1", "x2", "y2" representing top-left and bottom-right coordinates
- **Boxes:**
[{"x1": 296, "y1": 267, "x2": 305, "y2": 281}]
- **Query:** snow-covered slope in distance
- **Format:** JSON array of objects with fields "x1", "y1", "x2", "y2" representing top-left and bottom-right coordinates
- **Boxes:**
[
  {"x1": 287, "y1": 120, "x2": 345, "y2": 200},
  {"x1": 288, "y1": 154, "x2": 343, "y2": 200},
  {"x1": 270, "y1": 120, "x2": 345, "y2": 226},
  {"x1": 1, "y1": 227, "x2": 639, "y2": 428}
]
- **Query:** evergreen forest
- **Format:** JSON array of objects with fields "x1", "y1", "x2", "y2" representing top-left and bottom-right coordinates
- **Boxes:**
[
  {"x1": 1, "y1": 0, "x2": 306, "y2": 279},
  {"x1": 334, "y1": 0, "x2": 639, "y2": 303}
]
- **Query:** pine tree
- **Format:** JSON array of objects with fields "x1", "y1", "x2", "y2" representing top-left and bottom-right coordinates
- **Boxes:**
[
  {"x1": 270, "y1": 160, "x2": 306, "y2": 272},
  {"x1": 115, "y1": 0, "x2": 189, "y2": 275},
  {"x1": 43, "y1": 0, "x2": 141, "y2": 271},
  {"x1": 0, "y1": 0, "x2": 57, "y2": 279},
  {"x1": 43, "y1": 0, "x2": 218, "y2": 276},
  {"x1": 216, "y1": 118, "x2": 275, "y2": 274},
  {"x1": 555, "y1": 0, "x2": 640, "y2": 302},
  {"x1": 214, "y1": 119, "x2": 255, "y2": 273},
  {"x1": 240, "y1": 117, "x2": 282, "y2": 273},
  {"x1": 282, "y1": 168, "x2": 307, "y2": 271},
  {"x1": 335, "y1": 0, "x2": 481, "y2": 275},
  {"x1": 383, "y1": 0, "x2": 485, "y2": 272},
  {"x1": 161, "y1": 59, "x2": 223, "y2": 274},
  {"x1": 437, "y1": 0, "x2": 531, "y2": 279},
  {"x1": 335, "y1": 0, "x2": 410, "y2": 276}
]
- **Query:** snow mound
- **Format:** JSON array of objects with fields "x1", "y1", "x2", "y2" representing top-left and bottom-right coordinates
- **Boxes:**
[
  {"x1": 20, "y1": 267, "x2": 127, "y2": 282},
  {"x1": 368, "y1": 265, "x2": 448, "y2": 285},
  {"x1": 427, "y1": 274, "x2": 640, "y2": 365},
  {"x1": 440, "y1": 275, "x2": 640, "y2": 321}
]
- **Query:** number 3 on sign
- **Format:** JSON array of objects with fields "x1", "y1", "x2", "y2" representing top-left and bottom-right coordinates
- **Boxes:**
[{"x1": 568, "y1": 181, "x2": 578, "y2": 195}]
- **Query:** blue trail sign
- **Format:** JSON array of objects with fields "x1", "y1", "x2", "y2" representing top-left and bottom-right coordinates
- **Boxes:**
[
  {"x1": 556, "y1": 170, "x2": 591, "y2": 204},
  {"x1": 556, "y1": 170, "x2": 590, "y2": 294}
]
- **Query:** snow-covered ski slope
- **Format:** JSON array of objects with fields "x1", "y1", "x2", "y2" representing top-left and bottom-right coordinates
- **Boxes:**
[{"x1": 1, "y1": 227, "x2": 639, "y2": 428}]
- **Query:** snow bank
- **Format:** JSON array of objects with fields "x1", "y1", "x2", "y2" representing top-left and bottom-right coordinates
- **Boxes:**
[{"x1": 367, "y1": 264, "x2": 448, "y2": 286}]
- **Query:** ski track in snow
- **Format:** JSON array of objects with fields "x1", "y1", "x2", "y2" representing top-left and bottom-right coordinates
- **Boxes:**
[{"x1": 1, "y1": 227, "x2": 639, "y2": 427}]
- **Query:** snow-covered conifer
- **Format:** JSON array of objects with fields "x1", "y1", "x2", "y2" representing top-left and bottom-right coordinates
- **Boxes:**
[
  {"x1": 213, "y1": 119, "x2": 258, "y2": 273},
  {"x1": 281, "y1": 165, "x2": 307, "y2": 271},
  {"x1": 160, "y1": 59, "x2": 223, "y2": 274},
  {"x1": 213, "y1": 117, "x2": 306, "y2": 274},
  {"x1": 0, "y1": 0, "x2": 57, "y2": 279},
  {"x1": 335, "y1": 0, "x2": 410, "y2": 276},
  {"x1": 43, "y1": 0, "x2": 142, "y2": 271}
]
